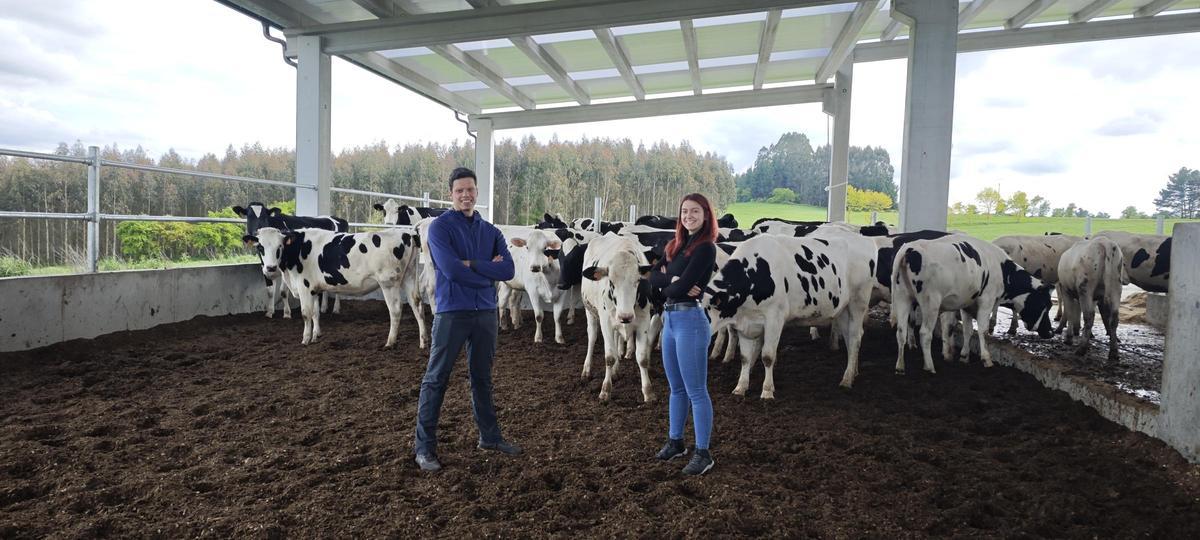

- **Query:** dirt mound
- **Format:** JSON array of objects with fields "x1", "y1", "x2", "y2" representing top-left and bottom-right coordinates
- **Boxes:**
[{"x1": 1, "y1": 302, "x2": 1198, "y2": 537}]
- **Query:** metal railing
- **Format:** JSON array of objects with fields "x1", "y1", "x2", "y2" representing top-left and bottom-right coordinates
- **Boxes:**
[{"x1": 0, "y1": 145, "x2": 441, "y2": 273}]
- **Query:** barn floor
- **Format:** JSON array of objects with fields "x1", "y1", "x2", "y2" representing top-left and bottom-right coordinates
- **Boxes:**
[{"x1": 2, "y1": 302, "x2": 1199, "y2": 538}]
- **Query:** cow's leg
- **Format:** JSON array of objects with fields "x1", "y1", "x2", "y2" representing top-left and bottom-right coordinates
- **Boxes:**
[
  {"x1": 1078, "y1": 295, "x2": 1097, "y2": 356},
  {"x1": 532, "y1": 297, "x2": 545, "y2": 344},
  {"x1": 309, "y1": 291, "x2": 323, "y2": 343},
  {"x1": 1062, "y1": 293, "x2": 1079, "y2": 345},
  {"x1": 599, "y1": 319, "x2": 619, "y2": 402},
  {"x1": 837, "y1": 307, "x2": 867, "y2": 389},
  {"x1": 809, "y1": 327, "x2": 820, "y2": 341},
  {"x1": 551, "y1": 298, "x2": 566, "y2": 345},
  {"x1": 1102, "y1": 296, "x2": 1120, "y2": 360},
  {"x1": 722, "y1": 328, "x2": 738, "y2": 364},
  {"x1": 497, "y1": 284, "x2": 511, "y2": 330},
  {"x1": 582, "y1": 309, "x2": 598, "y2": 380},
  {"x1": 959, "y1": 310, "x2": 975, "y2": 363},
  {"x1": 1054, "y1": 285, "x2": 1068, "y2": 334},
  {"x1": 634, "y1": 321, "x2": 655, "y2": 402},
  {"x1": 828, "y1": 323, "x2": 841, "y2": 352},
  {"x1": 511, "y1": 291, "x2": 524, "y2": 329},
  {"x1": 939, "y1": 312, "x2": 956, "y2": 362},
  {"x1": 917, "y1": 296, "x2": 942, "y2": 374},
  {"x1": 298, "y1": 291, "x2": 316, "y2": 345},
  {"x1": 380, "y1": 284, "x2": 404, "y2": 348},
  {"x1": 332, "y1": 294, "x2": 341, "y2": 315},
  {"x1": 892, "y1": 292, "x2": 913, "y2": 375},
  {"x1": 650, "y1": 313, "x2": 662, "y2": 352},
  {"x1": 265, "y1": 277, "x2": 278, "y2": 318},
  {"x1": 408, "y1": 286, "x2": 427, "y2": 349},
  {"x1": 1006, "y1": 303, "x2": 1019, "y2": 335},
  {"x1": 733, "y1": 327, "x2": 762, "y2": 396},
  {"x1": 566, "y1": 288, "x2": 577, "y2": 325},
  {"x1": 710, "y1": 326, "x2": 728, "y2": 361},
  {"x1": 759, "y1": 316, "x2": 785, "y2": 400},
  {"x1": 975, "y1": 299, "x2": 996, "y2": 367},
  {"x1": 987, "y1": 303, "x2": 997, "y2": 334}
]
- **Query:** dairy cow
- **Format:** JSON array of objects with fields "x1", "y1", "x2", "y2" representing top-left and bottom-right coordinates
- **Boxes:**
[
  {"x1": 233, "y1": 202, "x2": 348, "y2": 318},
  {"x1": 243, "y1": 227, "x2": 426, "y2": 349},
  {"x1": 373, "y1": 199, "x2": 448, "y2": 226},
  {"x1": 496, "y1": 228, "x2": 568, "y2": 344},
  {"x1": 1057, "y1": 236, "x2": 1129, "y2": 360},
  {"x1": 1094, "y1": 231, "x2": 1171, "y2": 293},
  {"x1": 890, "y1": 235, "x2": 1054, "y2": 375}
]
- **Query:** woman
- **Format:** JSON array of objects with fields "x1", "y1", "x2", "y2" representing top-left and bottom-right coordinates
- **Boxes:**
[{"x1": 648, "y1": 193, "x2": 718, "y2": 476}]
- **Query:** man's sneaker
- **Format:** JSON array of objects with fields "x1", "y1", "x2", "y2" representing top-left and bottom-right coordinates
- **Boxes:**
[
  {"x1": 655, "y1": 438, "x2": 688, "y2": 461},
  {"x1": 682, "y1": 449, "x2": 714, "y2": 476},
  {"x1": 478, "y1": 439, "x2": 523, "y2": 456},
  {"x1": 415, "y1": 453, "x2": 442, "y2": 472}
]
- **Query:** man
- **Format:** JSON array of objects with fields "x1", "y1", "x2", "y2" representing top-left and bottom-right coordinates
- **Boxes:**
[{"x1": 414, "y1": 167, "x2": 522, "y2": 472}]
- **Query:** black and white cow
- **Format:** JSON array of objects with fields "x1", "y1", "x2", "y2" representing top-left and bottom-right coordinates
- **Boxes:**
[
  {"x1": 233, "y1": 202, "x2": 349, "y2": 318},
  {"x1": 1057, "y1": 236, "x2": 1129, "y2": 360},
  {"x1": 569, "y1": 218, "x2": 628, "y2": 235},
  {"x1": 992, "y1": 234, "x2": 1083, "y2": 334},
  {"x1": 372, "y1": 199, "x2": 448, "y2": 226},
  {"x1": 1094, "y1": 231, "x2": 1171, "y2": 293},
  {"x1": 890, "y1": 235, "x2": 1054, "y2": 375},
  {"x1": 704, "y1": 233, "x2": 877, "y2": 394},
  {"x1": 579, "y1": 234, "x2": 658, "y2": 402},
  {"x1": 496, "y1": 227, "x2": 569, "y2": 344},
  {"x1": 242, "y1": 227, "x2": 426, "y2": 349},
  {"x1": 635, "y1": 213, "x2": 739, "y2": 229}
]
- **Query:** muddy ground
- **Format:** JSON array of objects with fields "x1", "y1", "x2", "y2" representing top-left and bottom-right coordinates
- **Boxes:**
[{"x1": 2, "y1": 302, "x2": 1198, "y2": 538}]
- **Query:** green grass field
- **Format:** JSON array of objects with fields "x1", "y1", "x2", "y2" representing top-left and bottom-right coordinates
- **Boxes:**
[{"x1": 723, "y1": 202, "x2": 1199, "y2": 242}]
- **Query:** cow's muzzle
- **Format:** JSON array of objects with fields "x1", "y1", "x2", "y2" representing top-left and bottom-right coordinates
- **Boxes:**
[
  {"x1": 530, "y1": 265, "x2": 542, "y2": 273},
  {"x1": 618, "y1": 314, "x2": 634, "y2": 324}
]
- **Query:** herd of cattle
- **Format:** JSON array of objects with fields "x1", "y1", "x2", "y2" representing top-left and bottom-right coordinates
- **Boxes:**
[{"x1": 232, "y1": 200, "x2": 1174, "y2": 401}]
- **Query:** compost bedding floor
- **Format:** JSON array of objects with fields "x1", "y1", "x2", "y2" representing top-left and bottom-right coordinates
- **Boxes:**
[{"x1": 2, "y1": 301, "x2": 1199, "y2": 538}]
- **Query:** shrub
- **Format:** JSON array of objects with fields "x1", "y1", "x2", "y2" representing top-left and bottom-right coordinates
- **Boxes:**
[
  {"x1": 766, "y1": 187, "x2": 798, "y2": 204},
  {"x1": 0, "y1": 255, "x2": 33, "y2": 277},
  {"x1": 847, "y1": 186, "x2": 893, "y2": 212}
]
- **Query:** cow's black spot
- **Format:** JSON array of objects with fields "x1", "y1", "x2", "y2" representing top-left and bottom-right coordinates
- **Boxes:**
[
  {"x1": 818, "y1": 276, "x2": 825, "y2": 290},
  {"x1": 868, "y1": 259, "x2": 875, "y2": 276},
  {"x1": 814, "y1": 238, "x2": 829, "y2": 246},
  {"x1": 1131, "y1": 248, "x2": 1150, "y2": 268},
  {"x1": 914, "y1": 280, "x2": 923, "y2": 293},
  {"x1": 710, "y1": 257, "x2": 774, "y2": 319},
  {"x1": 783, "y1": 278, "x2": 789, "y2": 293},
  {"x1": 801, "y1": 246, "x2": 813, "y2": 260},
  {"x1": 359, "y1": 244, "x2": 368, "y2": 254},
  {"x1": 799, "y1": 275, "x2": 810, "y2": 294},
  {"x1": 393, "y1": 245, "x2": 406, "y2": 261},
  {"x1": 830, "y1": 262, "x2": 837, "y2": 275},
  {"x1": 958, "y1": 242, "x2": 982, "y2": 266},
  {"x1": 317, "y1": 235, "x2": 354, "y2": 287},
  {"x1": 816, "y1": 253, "x2": 829, "y2": 270},
  {"x1": 264, "y1": 277, "x2": 273, "y2": 287},
  {"x1": 338, "y1": 235, "x2": 356, "y2": 254},
  {"x1": 303, "y1": 279, "x2": 310, "y2": 288},
  {"x1": 372, "y1": 234, "x2": 382, "y2": 248},
  {"x1": 1150, "y1": 239, "x2": 1171, "y2": 278},
  {"x1": 905, "y1": 249, "x2": 923, "y2": 274},
  {"x1": 830, "y1": 293, "x2": 839, "y2": 308},
  {"x1": 1000, "y1": 260, "x2": 1036, "y2": 300},
  {"x1": 794, "y1": 254, "x2": 817, "y2": 275}
]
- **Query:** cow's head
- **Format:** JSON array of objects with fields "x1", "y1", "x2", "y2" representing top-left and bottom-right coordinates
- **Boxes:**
[
  {"x1": 511, "y1": 231, "x2": 562, "y2": 304},
  {"x1": 233, "y1": 202, "x2": 277, "y2": 236},
  {"x1": 243, "y1": 227, "x2": 289, "y2": 278},
  {"x1": 536, "y1": 213, "x2": 567, "y2": 229},
  {"x1": 1001, "y1": 260, "x2": 1054, "y2": 338},
  {"x1": 583, "y1": 240, "x2": 651, "y2": 324},
  {"x1": 374, "y1": 199, "x2": 420, "y2": 226},
  {"x1": 716, "y1": 213, "x2": 738, "y2": 228}
]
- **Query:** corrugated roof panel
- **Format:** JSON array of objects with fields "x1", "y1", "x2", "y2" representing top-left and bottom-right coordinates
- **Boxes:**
[
  {"x1": 638, "y1": 71, "x2": 695, "y2": 95},
  {"x1": 619, "y1": 28, "x2": 688, "y2": 66},
  {"x1": 577, "y1": 77, "x2": 639, "y2": 100},
  {"x1": 306, "y1": 0, "x2": 377, "y2": 21},
  {"x1": 1031, "y1": 0, "x2": 1099, "y2": 25},
  {"x1": 541, "y1": 38, "x2": 614, "y2": 73},
  {"x1": 463, "y1": 45, "x2": 546, "y2": 78},
  {"x1": 517, "y1": 82, "x2": 574, "y2": 105},
  {"x1": 764, "y1": 57, "x2": 824, "y2": 83},
  {"x1": 699, "y1": 64, "x2": 755, "y2": 90},
  {"x1": 858, "y1": 4, "x2": 898, "y2": 38},
  {"x1": 775, "y1": 10, "x2": 852, "y2": 51},
  {"x1": 695, "y1": 20, "x2": 763, "y2": 59},
  {"x1": 402, "y1": 54, "x2": 478, "y2": 84}
]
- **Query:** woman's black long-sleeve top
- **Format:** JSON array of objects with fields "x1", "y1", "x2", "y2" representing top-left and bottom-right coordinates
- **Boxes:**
[{"x1": 648, "y1": 233, "x2": 717, "y2": 302}]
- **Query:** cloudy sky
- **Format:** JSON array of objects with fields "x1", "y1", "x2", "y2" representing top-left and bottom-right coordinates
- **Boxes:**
[{"x1": 2, "y1": 1, "x2": 1198, "y2": 216}]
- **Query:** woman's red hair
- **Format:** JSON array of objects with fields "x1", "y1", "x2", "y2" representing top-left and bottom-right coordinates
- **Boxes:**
[{"x1": 665, "y1": 193, "x2": 717, "y2": 261}]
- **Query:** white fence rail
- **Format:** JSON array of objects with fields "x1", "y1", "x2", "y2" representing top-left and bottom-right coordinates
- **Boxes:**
[{"x1": 0, "y1": 145, "x2": 436, "y2": 273}]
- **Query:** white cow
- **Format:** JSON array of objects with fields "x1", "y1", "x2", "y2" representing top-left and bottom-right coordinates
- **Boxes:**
[
  {"x1": 243, "y1": 227, "x2": 426, "y2": 349},
  {"x1": 497, "y1": 229, "x2": 568, "y2": 344},
  {"x1": 579, "y1": 234, "x2": 657, "y2": 402},
  {"x1": 373, "y1": 199, "x2": 449, "y2": 226},
  {"x1": 890, "y1": 235, "x2": 1054, "y2": 375},
  {"x1": 704, "y1": 234, "x2": 876, "y2": 394},
  {"x1": 1057, "y1": 236, "x2": 1129, "y2": 360},
  {"x1": 1094, "y1": 231, "x2": 1171, "y2": 293}
]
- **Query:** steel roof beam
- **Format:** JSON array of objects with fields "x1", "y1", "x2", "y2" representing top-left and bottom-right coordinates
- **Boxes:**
[
  {"x1": 856, "y1": 11, "x2": 1200, "y2": 61},
  {"x1": 1005, "y1": 0, "x2": 1058, "y2": 30},
  {"x1": 681, "y1": 19, "x2": 703, "y2": 95},
  {"x1": 753, "y1": 9, "x2": 783, "y2": 90},
  {"x1": 283, "y1": 0, "x2": 843, "y2": 54},
  {"x1": 1135, "y1": 0, "x2": 1183, "y2": 17},
  {"x1": 1070, "y1": 0, "x2": 1121, "y2": 24},
  {"x1": 470, "y1": 83, "x2": 831, "y2": 130},
  {"x1": 957, "y1": 0, "x2": 997, "y2": 27},
  {"x1": 594, "y1": 27, "x2": 646, "y2": 100},
  {"x1": 816, "y1": 1, "x2": 880, "y2": 83}
]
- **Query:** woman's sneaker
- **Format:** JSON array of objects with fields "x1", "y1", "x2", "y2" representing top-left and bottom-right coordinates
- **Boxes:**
[
  {"x1": 655, "y1": 438, "x2": 688, "y2": 461},
  {"x1": 682, "y1": 449, "x2": 714, "y2": 475}
]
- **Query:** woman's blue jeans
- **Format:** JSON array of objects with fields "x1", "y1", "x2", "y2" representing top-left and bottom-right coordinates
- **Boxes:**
[{"x1": 660, "y1": 306, "x2": 713, "y2": 449}]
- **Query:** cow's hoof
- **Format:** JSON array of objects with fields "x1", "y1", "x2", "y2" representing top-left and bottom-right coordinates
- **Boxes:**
[
  {"x1": 838, "y1": 379, "x2": 854, "y2": 390},
  {"x1": 983, "y1": 361, "x2": 994, "y2": 368},
  {"x1": 760, "y1": 391, "x2": 775, "y2": 400},
  {"x1": 534, "y1": 337, "x2": 543, "y2": 344},
  {"x1": 894, "y1": 368, "x2": 906, "y2": 375},
  {"x1": 642, "y1": 392, "x2": 656, "y2": 403},
  {"x1": 556, "y1": 338, "x2": 565, "y2": 345},
  {"x1": 283, "y1": 313, "x2": 292, "y2": 319},
  {"x1": 923, "y1": 367, "x2": 937, "y2": 375},
  {"x1": 598, "y1": 392, "x2": 610, "y2": 402},
  {"x1": 959, "y1": 355, "x2": 970, "y2": 364},
  {"x1": 265, "y1": 312, "x2": 274, "y2": 319},
  {"x1": 731, "y1": 387, "x2": 747, "y2": 397}
]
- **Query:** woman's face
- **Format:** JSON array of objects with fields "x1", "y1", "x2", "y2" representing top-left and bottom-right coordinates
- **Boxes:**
[{"x1": 680, "y1": 200, "x2": 705, "y2": 234}]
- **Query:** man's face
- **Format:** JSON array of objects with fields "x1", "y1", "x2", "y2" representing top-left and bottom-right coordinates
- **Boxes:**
[{"x1": 450, "y1": 177, "x2": 477, "y2": 214}]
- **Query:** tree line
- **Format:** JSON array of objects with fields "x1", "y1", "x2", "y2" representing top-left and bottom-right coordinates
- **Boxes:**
[
  {"x1": 0, "y1": 137, "x2": 735, "y2": 266},
  {"x1": 735, "y1": 132, "x2": 898, "y2": 207}
]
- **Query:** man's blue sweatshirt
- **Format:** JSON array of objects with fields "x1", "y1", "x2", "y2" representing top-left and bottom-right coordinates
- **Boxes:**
[{"x1": 426, "y1": 209, "x2": 515, "y2": 313}]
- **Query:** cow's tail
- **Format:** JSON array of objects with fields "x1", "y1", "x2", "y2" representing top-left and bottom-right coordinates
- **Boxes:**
[
  {"x1": 889, "y1": 246, "x2": 919, "y2": 328},
  {"x1": 1103, "y1": 239, "x2": 1127, "y2": 287}
]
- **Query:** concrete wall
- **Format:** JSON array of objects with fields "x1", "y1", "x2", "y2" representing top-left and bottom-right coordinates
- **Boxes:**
[
  {"x1": 0, "y1": 263, "x2": 264, "y2": 352},
  {"x1": 1145, "y1": 292, "x2": 1168, "y2": 330}
]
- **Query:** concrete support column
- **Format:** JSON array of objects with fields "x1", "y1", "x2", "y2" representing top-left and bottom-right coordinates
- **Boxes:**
[
  {"x1": 825, "y1": 59, "x2": 852, "y2": 223},
  {"x1": 294, "y1": 35, "x2": 331, "y2": 217},
  {"x1": 1159, "y1": 223, "x2": 1200, "y2": 463},
  {"x1": 474, "y1": 118, "x2": 495, "y2": 222},
  {"x1": 893, "y1": 0, "x2": 957, "y2": 232}
]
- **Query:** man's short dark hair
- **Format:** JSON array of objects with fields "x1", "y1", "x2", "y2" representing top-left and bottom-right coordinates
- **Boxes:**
[{"x1": 448, "y1": 167, "x2": 477, "y2": 189}]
